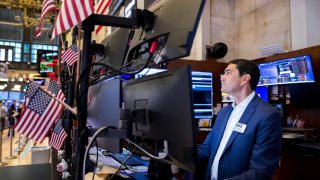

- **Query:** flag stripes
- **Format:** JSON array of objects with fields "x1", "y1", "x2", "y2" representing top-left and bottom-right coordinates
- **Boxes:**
[
  {"x1": 35, "y1": 0, "x2": 56, "y2": 37},
  {"x1": 61, "y1": 46, "x2": 78, "y2": 66},
  {"x1": 52, "y1": 0, "x2": 94, "y2": 40},
  {"x1": 49, "y1": 120, "x2": 67, "y2": 150},
  {"x1": 95, "y1": 0, "x2": 112, "y2": 34}
]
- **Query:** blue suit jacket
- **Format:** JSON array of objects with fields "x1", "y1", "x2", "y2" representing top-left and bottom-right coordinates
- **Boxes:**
[{"x1": 198, "y1": 95, "x2": 282, "y2": 180}]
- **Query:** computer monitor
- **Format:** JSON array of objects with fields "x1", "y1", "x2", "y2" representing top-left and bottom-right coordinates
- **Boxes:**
[
  {"x1": 123, "y1": 65, "x2": 197, "y2": 172},
  {"x1": 87, "y1": 78, "x2": 122, "y2": 153},
  {"x1": 94, "y1": 28, "x2": 132, "y2": 72},
  {"x1": 289, "y1": 83, "x2": 320, "y2": 108},
  {"x1": 256, "y1": 86, "x2": 269, "y2": 103},
  {"x1": 124, "y1": 0, "x2": 206, "y2": 70},
  {"x1": 135, "y1": 68, "x2": 213, "y2": 121},
  {"x1": 0, "y1": 91, "x2": 8, "y2": 100},
  {"x1": 192, "y1": 71, "x2": 213, "y2": 120},
  {"x1": 258, "y1": 54, "x2": 315, "y2": 86},
  {"x1": 37, "y1": 50, "x2": 59, "y2": 75},
  {"x1": 8, "y1": 91, "x2": 20, "y2": 100}
]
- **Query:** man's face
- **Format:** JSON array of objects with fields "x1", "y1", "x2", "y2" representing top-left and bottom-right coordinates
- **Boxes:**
[{"x1": 221, "y1": 64, "x2": 243, "y2": 95}]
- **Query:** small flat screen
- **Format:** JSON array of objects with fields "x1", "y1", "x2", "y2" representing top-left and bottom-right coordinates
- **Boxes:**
[
  {"x1": 9, "y1": 91, "x2": 20, "y2": 100},
  {"x1": 38, "y1": 50, "x2": 58, "y2": 74},
  {"x1": 256, "y1": 86, "x2": 269, "y2": 103},
  {"x1": 258, "y1": 54, "x2": 315, "y2": 86},
  {"x1": 0, "y1": 91, "x2": 8, "y2": 100}
]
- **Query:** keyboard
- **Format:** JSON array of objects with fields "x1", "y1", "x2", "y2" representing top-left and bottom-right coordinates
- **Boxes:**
[{"x1": 109, "y1": 153, "x2": 146, "y2": 166}]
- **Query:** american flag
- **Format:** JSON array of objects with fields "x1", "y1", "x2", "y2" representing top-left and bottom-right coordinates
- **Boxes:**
[
  {"x1": 51, "y1": 0, "x2": 94, "y2": 40},
  {"x1": 35, "y1": 0, "x2": 56, "y2": 37},
  {"x1": 95, "y1": 0, "x2": 112, "y2": 34},
  {"x1": 15, "y1": 80, "x2": 65, "y2": 142},
  {"x1": 49, "y1": 119, "x2": 67, "y2": 150},
  {"x1": 61, "y1": 45, "x2": 78, "y2": 66}
]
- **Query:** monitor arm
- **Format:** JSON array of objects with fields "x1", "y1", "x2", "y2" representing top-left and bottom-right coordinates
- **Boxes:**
[
  {"x1": 75, "y1": 9, "x2": 155, "y2": 180},
  {"x1": 87, "y1": 108, "x2": 169, "y2": 160}
]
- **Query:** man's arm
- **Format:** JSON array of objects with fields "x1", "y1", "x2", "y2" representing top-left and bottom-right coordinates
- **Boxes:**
[{"x1": 198, "y1": 127, "x2": 214, "y2": 161}]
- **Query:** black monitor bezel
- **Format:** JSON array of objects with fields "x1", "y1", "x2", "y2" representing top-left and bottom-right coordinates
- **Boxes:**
[{"x1": 123, "y1": 65, "x2": 198, "y2": 172}]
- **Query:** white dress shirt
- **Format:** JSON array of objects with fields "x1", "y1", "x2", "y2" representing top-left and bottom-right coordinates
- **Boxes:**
[{"x1": 211, "y1": 92, "x2": 255, "y2": 180}]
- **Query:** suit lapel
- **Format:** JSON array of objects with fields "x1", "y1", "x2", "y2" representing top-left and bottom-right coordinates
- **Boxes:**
[
  {"x1": 211, "y1": 106, "x2": 233, "y2": 155},
  {"x1": 222, "y1": 95, "x2": 259, "y2": 154},
  {"x1": 207, "y1": 106, "x2": 233, "y2": 174}
]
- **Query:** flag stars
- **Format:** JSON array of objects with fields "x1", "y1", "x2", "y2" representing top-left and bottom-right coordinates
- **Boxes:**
[{"x1": 28, "y1": 90, "x2": 52, "y2": 115}]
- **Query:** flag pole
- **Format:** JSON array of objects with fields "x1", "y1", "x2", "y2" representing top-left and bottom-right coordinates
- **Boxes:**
[
  {"x1": 38, "y1": 86, "x2": 77, "y2": 115},
  {"x1": 76, "y1": 24, "x2": 82, "y2": 85}
]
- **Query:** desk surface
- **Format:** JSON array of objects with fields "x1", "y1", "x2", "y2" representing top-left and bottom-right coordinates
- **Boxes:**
[{"x1": 0, "y1": 163, "x2": 55, "y2": 180}]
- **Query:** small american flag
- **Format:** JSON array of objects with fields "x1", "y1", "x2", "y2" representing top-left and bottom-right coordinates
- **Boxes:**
[
  {"x1": 51, "y1": 0, "x2": 94, "y2": 40},
  {"x1": 49, "y1": 119, "x2": 67, "y2": 150},
  {"x1": 61, "y1": 45, "x2": 78, "y2": 66},
  {"x1": 35, "y1": 0, "x2": 56, "y2": 37},
  {"x1": 15, "y1": 80, "x2": 65, "y2": 142}
]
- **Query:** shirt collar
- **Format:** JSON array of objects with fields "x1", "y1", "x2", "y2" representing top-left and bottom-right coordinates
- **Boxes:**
[{"x1": 232, "y1": 91, "x2": 256, "y2": 109}]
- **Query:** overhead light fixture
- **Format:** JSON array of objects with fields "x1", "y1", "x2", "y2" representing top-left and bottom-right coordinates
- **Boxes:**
[
  {"x1": 0, "y1": 78, "x2": 8, "y2": 82},
  {"x1": 259, "y1": 44, "x2": 284, "y2": 56}
]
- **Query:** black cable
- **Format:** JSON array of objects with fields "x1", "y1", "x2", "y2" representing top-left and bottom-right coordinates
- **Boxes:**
[
  {"x1": 77, "y1": 40, "x2": 159, "y2": 180},
  {"x1": 76, "y1": 46, "x2": 157, "y2": 115}
]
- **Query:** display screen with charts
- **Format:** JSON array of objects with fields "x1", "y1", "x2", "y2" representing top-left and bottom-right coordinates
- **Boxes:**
[{"x1": 258, "y1": 54, "x2": 315, "y2": 86}]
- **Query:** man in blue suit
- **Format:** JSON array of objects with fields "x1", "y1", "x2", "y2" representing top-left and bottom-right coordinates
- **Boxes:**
[{"x1": 198, "y1": 59, "x2": 282, "y2": 180}]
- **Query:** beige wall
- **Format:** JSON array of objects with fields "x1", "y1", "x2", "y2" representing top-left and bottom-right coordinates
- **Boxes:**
[
  {"x1": 208, "y1": 0, "x2": 290, "y2": 62},
  {"x1": 233, "y1": 0, "x2": 291, "y2": 61},
  {"x1": 186, "y1": 0, "x2": 291, "y2": 62},
  {"x1": 76, "y1": 0, "x2": 292, "y2": 62}
]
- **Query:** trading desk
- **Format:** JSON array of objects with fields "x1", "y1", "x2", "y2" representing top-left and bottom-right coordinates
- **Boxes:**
[{"x1": 0, "y1": 163, "x2": 57, "y2": 180}]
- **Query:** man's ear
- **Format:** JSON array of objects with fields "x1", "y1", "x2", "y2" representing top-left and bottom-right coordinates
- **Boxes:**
[{"x1": 241, "y1": 74, "x2": 251, "y2": 86}]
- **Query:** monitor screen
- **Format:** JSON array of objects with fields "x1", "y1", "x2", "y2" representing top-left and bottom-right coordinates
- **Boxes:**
[
  {"x1": 256, "y1": 86, "x2": 269, "y2": 103},
  {"x1": 258, "y1": 54, "x2": 315, "y2": 86},
  {"x1": 192, "y1": 71, "x2": 213, "y2": 119},
  {"x1": 0, "y1": 91, "x2": 8, "y2": 100},
  {"x1": 38, "y1": 50, "x2": 59, "y2": 74},
  {"x1": 123, "y1": 65, "x2": 197, "y2": 172},
  {"x1": 124, "y1": 0, "x2": 206, "y2": 70},
  {"x1": 87, "y1": 78, "x2": 122, "y2": 153},
  {"x1": 20, "y1": 92, "x2": 25, "y2": 100},
  {"x1": 9, "y1": 91, "x2": 20, "y2": 100},
  {"x1": 134, "y1": 68, "x2": 167, "y2": 79}
]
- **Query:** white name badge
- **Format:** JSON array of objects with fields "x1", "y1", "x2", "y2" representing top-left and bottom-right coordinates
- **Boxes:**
[{"x1": 233, "y1": 123, "x2": 247, "y2": 133}]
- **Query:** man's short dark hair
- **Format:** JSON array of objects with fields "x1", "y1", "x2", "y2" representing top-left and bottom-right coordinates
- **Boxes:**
[{"x1": 229, "y1": 59, "x2": 260, "y2": 90}]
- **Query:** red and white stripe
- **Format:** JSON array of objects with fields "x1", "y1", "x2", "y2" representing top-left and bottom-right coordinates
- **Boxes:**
[
  {"x1": 95, "y1": 0, "x2": 112, "y2": 34},
  {"x1": 49, "y1": 128, "x2": 67, "y2": 150},
  {"x1": 35, "y1": 0, "x2": 56, "y2": 37},
  {"x1": 61, "y1": 47, "x2": 78, "y2": 66},
  {"x1": 52, "y1": 0, "x2": 94, "y2": 40},
  {"x1": 15, "y1": 91, "x2": 65, "y2": 143}
]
